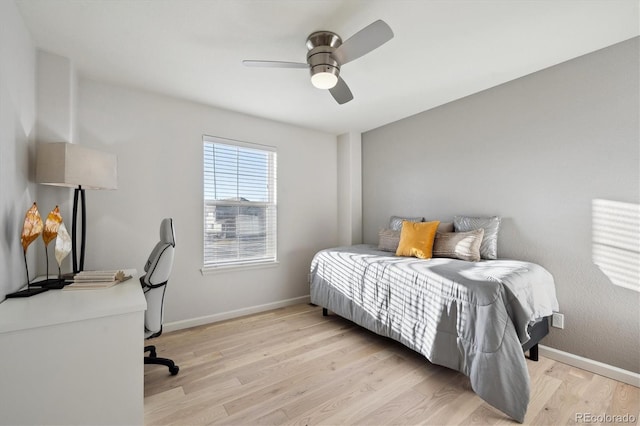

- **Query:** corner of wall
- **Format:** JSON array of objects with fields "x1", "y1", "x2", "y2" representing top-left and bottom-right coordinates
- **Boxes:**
[
  {"x1": 36, "y1": 50, "x2": 76, "y2": 144},
  {"x1": 0, "y1": 0, "x2": 37, "y2": 298},
  {"x1": 337, "y1": 132, "x2": 362, "y2": 246},
  {"x1": 34, "y1": 49, "x2": 78, "y2": 275}
]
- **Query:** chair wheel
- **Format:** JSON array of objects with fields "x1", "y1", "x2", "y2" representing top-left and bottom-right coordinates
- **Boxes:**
[{"x1": 169, "y1": 366, "x2": 179, "y2": 375}]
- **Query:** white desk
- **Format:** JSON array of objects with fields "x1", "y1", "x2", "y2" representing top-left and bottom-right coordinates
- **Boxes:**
[{"x1": 0, "y1": 272, "x2": 147, "y2": 425}]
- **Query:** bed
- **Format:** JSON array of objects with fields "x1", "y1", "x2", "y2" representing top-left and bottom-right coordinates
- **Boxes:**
[{"x1": 309, "y1": 244, "x2": 559, "y2": 423}]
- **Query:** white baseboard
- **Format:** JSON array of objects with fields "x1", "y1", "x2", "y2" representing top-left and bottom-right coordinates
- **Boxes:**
[
  {"x1": 163, "y1": 295, "x2": 311, "y2": 333},
  {"x1": 539, "y1": 345, "x2": 640, "y2": 387}
]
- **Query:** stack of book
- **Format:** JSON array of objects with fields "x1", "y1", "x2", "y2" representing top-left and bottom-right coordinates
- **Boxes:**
[{"x1": 63, "y1": 270, "x2": 132, "y2": 290}]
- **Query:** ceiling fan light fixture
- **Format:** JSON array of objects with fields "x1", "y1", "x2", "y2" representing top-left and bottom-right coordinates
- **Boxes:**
[
  {"x1": 311, "y1": 69, "x2": 338, "y2": 89},
  {"x1": 307, "y1": 42, "x2": 340, "y2": 90}
]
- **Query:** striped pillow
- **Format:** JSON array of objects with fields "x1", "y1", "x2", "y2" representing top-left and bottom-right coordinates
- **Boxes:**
[
  {"x1": 454, "y1": 216, "x2": 501, "y2": 259},
  {"x1": 388, "y1": 215, "x2": 423, "y2": 231},
  {"x1": 378, "y1": 229, "x2": 401, "y2": 252},
  {"x1": 433, "y1": 229, "x2": 485, "y2": 262}
]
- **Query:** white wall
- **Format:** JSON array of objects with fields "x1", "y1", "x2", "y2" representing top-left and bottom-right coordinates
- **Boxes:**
[
  {"x1": 76, "y1": 79, "x2": 338, "y2": 324},
  {"x1": 337, "y1": 132, "x2": 362, "y2": 246},
  {"x1": 0, "y1": 0, "x2": 37, "y2": 299},
  {"x1": 34, "y1": 51, "x2": 78, "y2": 276},
  {"x1": 36, "y1": 51, "x2": 77, "y2": 145},
  {"x1": 362, "y1": 38, "x2": 640, "y2": 373}
]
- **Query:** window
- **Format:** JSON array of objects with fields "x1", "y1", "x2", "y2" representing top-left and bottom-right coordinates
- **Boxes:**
[{"x1": 203, "y1": 136, "x2": 277, "y2": 269}]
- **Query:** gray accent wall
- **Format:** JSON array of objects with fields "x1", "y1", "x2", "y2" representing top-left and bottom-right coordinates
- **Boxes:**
[{"x1": 362, "y1": 37, "x2": 639, "y2": 373}]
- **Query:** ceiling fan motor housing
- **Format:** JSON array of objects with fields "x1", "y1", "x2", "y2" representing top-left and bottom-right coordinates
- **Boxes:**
[{"x1": 306, "y1": 31, "x2": 342, "y2": 84}]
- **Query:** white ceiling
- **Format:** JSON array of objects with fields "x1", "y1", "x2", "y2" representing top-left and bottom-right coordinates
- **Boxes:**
[{"x1": 16, "y1": 0, "x2": 639, "y2": 135}]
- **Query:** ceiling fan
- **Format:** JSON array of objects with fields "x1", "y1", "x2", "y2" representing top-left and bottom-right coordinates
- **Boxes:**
[{"x1": 243, "y1": 20, "x2": 394, "y2": 105}]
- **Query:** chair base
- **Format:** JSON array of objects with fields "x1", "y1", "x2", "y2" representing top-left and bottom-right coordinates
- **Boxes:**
[{"x1": 144, "y1": 345, "x2": 179, "y2": 375}]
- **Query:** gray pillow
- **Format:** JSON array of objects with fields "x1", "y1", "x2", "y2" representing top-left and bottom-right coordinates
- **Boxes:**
[
  {"x1": 378, "y1": 229, "x2": 401, "y2": 252},
  {"x1": 453, "y1": 216, "x2": 501, "y2": 259},
  {"x1": 433, "y1": 229, "x2": 485, "y2": 262},
  {"x1": 389, "y1": 215, "x2": 423, "y2": 231},
  {"x1": 437, "y1": 222, "x2": 454, "y2": 233}
]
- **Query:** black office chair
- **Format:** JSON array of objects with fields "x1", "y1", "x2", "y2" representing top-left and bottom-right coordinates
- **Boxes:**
[{"x1": 141, "y1": 218, "x2": 179, "y2": 375}]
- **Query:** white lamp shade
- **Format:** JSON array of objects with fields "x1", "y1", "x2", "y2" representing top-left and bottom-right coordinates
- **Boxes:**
[{"x1": 36, "y1": 142, "x2": 117, "y2": 190}]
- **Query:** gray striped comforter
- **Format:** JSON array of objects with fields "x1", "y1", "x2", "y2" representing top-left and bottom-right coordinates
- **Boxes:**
[{"x1": 309, "y1": 245, "x2": 558, "y2": 423}]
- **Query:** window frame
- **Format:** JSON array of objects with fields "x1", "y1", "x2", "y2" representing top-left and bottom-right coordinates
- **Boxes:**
[{"x1": 201, "y1": 135, "x2": 278, "y2": 272}]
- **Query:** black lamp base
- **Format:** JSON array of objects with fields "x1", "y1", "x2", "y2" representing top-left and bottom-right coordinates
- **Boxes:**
[{"x1": 6, "y1": 287, "x2": 49, "y2": 298}]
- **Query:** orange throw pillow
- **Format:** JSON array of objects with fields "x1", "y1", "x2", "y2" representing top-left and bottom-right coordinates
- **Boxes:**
[{"x1": 396, "y1": 220, "x2": 440, "y2": 259}]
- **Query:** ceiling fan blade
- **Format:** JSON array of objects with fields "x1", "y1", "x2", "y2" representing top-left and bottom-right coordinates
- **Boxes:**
[
  {"x1": 334, "y1": 20, "x2": 394, "y2": 65},
  {"x1": 329, "y1": 77, "x2": 353, "y2": 105},
  {"x1": 242, "y1": 60, "x2": 309, "y2": 69}
]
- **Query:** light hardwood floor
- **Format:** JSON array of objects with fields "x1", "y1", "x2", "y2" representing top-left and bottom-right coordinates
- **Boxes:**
[{"x1": 144, "y1": 304, "x2": 639, "y2": 425}]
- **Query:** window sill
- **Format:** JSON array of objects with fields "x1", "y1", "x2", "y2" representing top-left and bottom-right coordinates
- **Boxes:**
[{"x1": 200, "y1": 260, "x2": 280, "y2": 275}]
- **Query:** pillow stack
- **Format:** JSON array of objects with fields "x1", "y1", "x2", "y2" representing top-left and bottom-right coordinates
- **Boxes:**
[
  {"x1": 378, "y1": 214, "x2": 501, "y2": 262},
  {"x1": 378, "y1": 220, "x2": 453, "y2": 253}
]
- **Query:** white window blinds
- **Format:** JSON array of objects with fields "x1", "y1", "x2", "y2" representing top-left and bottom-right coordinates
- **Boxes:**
[{"x1": 203, "y1": 136, "x2": 277, "y2": 268}]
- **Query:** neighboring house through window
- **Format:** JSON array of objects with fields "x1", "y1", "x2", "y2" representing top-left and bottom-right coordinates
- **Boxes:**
[{"x1": 203, "y1": 135, "x2": 277, "y2": 269}]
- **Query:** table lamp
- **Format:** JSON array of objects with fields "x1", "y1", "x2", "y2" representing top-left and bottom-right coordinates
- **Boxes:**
[{"x1": 36, "y1": 142, "x2": 117, "y2": 273}]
